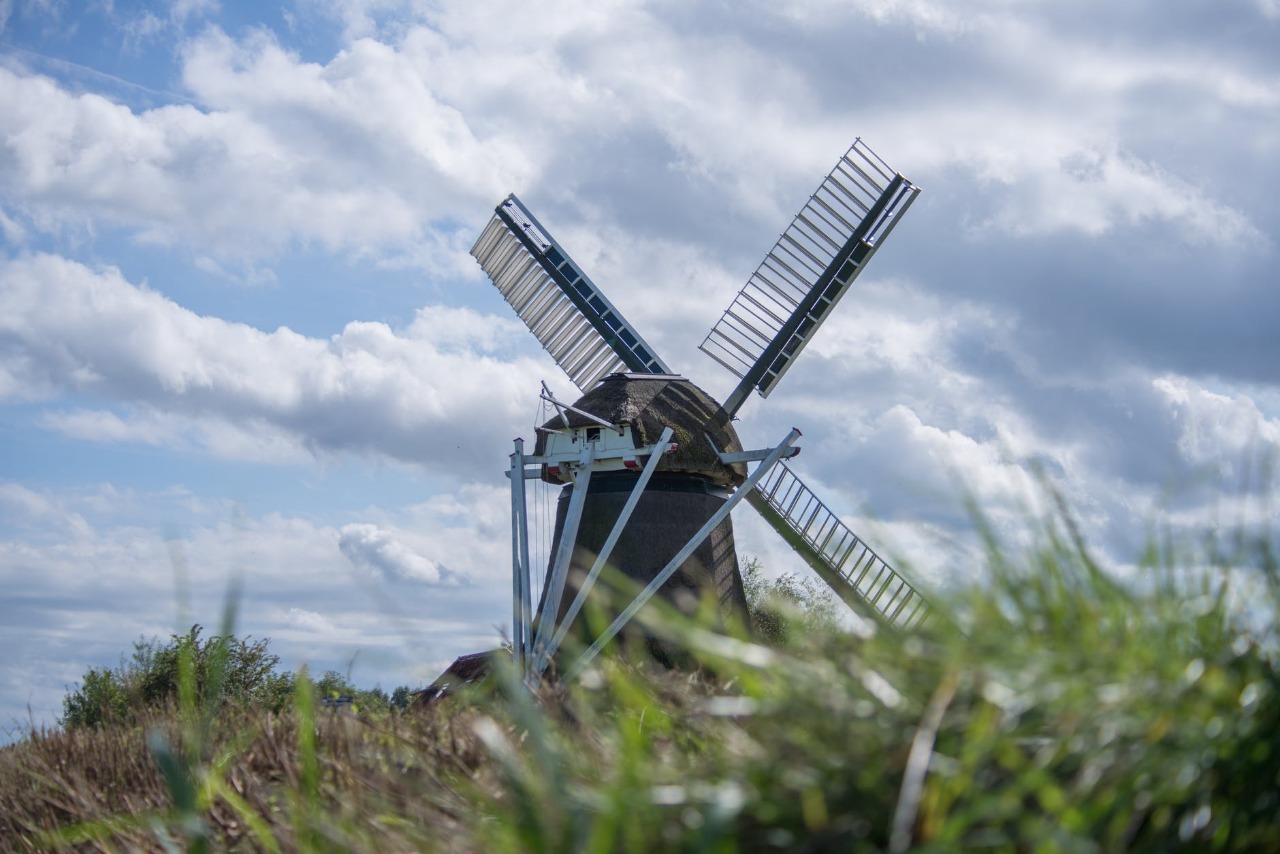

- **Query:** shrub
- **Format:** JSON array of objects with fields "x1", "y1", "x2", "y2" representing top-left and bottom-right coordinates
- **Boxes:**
[
  {"x1": 742, "y1": 557, "x2": 840, "y2": 644},
  {"x1": 58, "y1": 666, "x2": 131, "y2": 730},
  {"x1": 61, "y1": 626, "x2": 294, "y2": 729}
]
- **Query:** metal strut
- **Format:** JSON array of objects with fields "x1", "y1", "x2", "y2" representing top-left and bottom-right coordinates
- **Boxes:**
[
  {"x1": 533, "y1": 425, "x2": 676, "y2": 678},
  {"x1": 566, "y1": 427, "x2": 803, "y2": 681},
  {"x1": 508, "y1": 438, "x2": 532, "y2": 668},
  {"x1": 528, "y1": 439, "x2": 597, "y2": 677}
]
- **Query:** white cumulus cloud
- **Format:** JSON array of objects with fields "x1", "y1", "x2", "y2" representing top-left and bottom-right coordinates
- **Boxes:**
[
  {"x1": 338, "y1": 522, "x2": 461, "y2": 585},
  {"x1": 0, "y1": 253, "x2": 547, "y2": 471}
]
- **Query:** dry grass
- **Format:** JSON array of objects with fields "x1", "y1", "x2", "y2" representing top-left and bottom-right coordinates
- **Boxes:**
[{"x1": 1, "y1": 703, "x2": 491, "y2": 851}]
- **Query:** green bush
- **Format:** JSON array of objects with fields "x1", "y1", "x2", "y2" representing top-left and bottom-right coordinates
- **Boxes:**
[
  {"x1": 61, "y1": 626, "x2": 294, "y2": 729},
  {"x1": 58, "y1": 666, "x2": 132, "y2": 730},
  {"x1": 742, "y1": 557, "x2": 840, "y2": 644},
  {"x1": 391, "y1": 685, "x2": 414, "y2": 711}
]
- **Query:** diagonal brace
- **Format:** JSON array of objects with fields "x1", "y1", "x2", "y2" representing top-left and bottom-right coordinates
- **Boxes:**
[
  {"x1": 566, "y1": 427, "x2": 802, "y2": 682},
  {"x1": 535, "y1": 426, "x2": 675, "y2": 676}
]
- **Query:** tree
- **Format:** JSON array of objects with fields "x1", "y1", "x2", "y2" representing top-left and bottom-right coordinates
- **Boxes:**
[
  {"x1": 133, "y1": 626, "x2": 295, "y2": 712},
  {"x1": 61, "y1": 629, "x2": 415, "y2": 729},
  {"x1": 60, "y1": 666, "x2": 130, "y2": 729},
  {"x1": 390, "y1": 685, "x2": 414, "y2": 711},
  {"x1": 741, "y1": 557, "x2": 840, "y2": 645},
  {"x1": 312, "y1": 670, "x2": 355, "y2": 701},
  {"x1": 310, "y1": 671, "x2": 397, "y2": 715},
  {"x1": 356, "y1": 686, "x2": 391, "y2": 715},
  {"x1": 61, "y1": 626, "x2": 295, "y2": 729}
]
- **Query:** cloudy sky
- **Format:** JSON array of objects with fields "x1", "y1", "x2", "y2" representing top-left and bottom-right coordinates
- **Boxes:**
[{"x1": 2, "y1": 0, "x2": 1277, "y2": 737}]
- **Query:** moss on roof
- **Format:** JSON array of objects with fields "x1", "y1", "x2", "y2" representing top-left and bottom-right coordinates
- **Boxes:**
[{"x1": 535, "y1": 374, "x2": 746, "y2": 485}]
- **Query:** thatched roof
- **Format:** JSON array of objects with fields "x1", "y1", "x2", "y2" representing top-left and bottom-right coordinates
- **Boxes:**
[
  {"x1": 418, "y1": 649, "x2": 502, "y2": 705},
  {"x1": 535, "y1": 374, "x2": 746, "y2": 485}
]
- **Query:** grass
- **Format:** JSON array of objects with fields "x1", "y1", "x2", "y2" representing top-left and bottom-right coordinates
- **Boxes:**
[{"x1": 1, "y1": 500, "x2": 1278, "y2": 851}]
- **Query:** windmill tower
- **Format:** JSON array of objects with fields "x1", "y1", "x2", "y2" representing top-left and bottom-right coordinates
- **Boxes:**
[{"x1": 471, "y1": 139, "x2": 933, "y2": 683}]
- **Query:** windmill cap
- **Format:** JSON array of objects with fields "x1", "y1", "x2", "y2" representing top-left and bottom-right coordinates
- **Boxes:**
[{"x1": 534, "y1": 373, "x2": 747, "y2": 486}]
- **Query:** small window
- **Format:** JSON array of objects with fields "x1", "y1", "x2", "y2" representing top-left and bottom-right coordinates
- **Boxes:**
[{"x1": 586, "y1": 427, "x2": 601, "y2": 441}]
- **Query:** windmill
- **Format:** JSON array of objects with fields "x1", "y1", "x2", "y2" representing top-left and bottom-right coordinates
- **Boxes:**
[{"x1": 471, "y1": 139, "x2": 931, "y2": 685}]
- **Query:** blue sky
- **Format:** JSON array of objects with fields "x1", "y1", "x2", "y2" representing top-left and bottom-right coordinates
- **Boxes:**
[{"x1": 2, "y1": 0, "x2": 1278, "y2": 738}]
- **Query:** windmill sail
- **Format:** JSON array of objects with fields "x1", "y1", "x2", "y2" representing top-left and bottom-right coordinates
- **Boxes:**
[
  {"x1": 747, "y1": 462, "x2": 930, "y2": 631},
  {"x1": 472, "y1": 194, "x2": 671, "y2": 393},
  {"x1": 703, "y1": 140, "x2": 921, "y2": 416}
]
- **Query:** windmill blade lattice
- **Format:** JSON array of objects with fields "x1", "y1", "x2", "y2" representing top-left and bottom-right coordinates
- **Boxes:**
[
  {"x1": 747, "y1": 463, "x2": 930, "y2": 631},
  {"x1": 471, "y1": 194, "x2": 671, "y2": 393},
  {"x1": 702, "y1": 139, "x2": 921, "y2": 416}
]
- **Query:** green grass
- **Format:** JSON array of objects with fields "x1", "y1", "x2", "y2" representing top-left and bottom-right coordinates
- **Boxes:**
[{"x1": 1, "y1": 500, "x2": 1278, "y2": 851}]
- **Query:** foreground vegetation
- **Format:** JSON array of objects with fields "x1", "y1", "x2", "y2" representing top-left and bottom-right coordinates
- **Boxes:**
[{"x1": 2, "y1": 508, "x2": 1278, "y2": 851}]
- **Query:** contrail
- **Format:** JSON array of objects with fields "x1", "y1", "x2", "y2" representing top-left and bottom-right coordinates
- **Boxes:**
[{"x1": 0, "y1": 42, "x2": 198, "y2": 107}]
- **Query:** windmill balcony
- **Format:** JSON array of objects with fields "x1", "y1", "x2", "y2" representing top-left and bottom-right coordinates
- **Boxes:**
[{"x1": 538, "y1": 424, "x2": 678, "y2": 483}]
